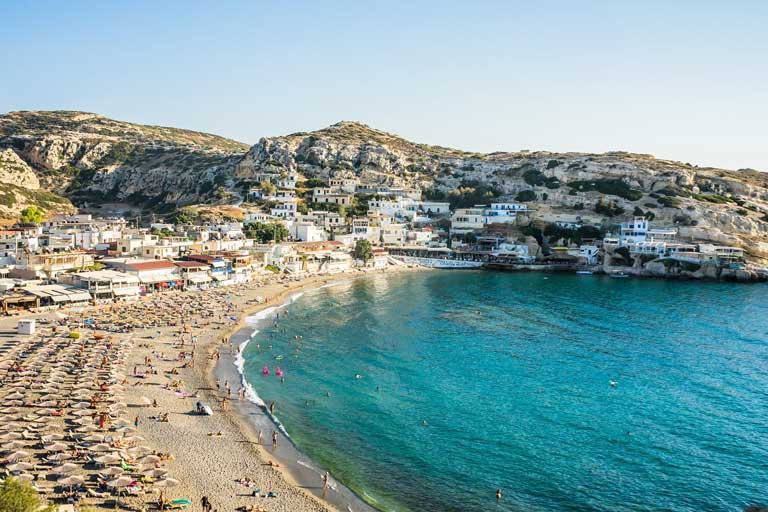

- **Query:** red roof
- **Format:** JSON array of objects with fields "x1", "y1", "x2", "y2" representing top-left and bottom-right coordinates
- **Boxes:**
[
  {"x1": 126, "y1": 261, "x2": 178, "y2": 271},
  {"x1": 187, "y1": 254, "x2": 216, "y2": 263},
  {"x1": 173, "y1": 261, "x2": 210, "y2": 269}
]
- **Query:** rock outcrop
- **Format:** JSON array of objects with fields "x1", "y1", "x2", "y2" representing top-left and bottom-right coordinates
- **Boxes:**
[{"x1": 2, "y1": 112, "x2": 768, "y2": 262}]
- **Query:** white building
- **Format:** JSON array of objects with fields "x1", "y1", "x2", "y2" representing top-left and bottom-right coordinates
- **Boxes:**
[
  {"x1": 483, "y1": 203, "x2": 527, "y2": 225},
  {"x1": 451, "y1": 208, "x2": 485, "y2": 234}
]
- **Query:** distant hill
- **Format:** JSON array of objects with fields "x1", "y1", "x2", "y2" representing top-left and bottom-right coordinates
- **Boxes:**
[{"x1": 2, "y1": 111, "x2": 768, "y2": 258}]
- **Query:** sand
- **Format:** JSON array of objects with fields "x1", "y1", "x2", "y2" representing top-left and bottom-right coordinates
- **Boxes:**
[{"x1": 0, "y1": 266, "x2": 417, "y2": 511}]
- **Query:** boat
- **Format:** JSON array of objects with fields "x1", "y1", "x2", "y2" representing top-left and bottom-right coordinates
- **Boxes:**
[
  {"x1": 576, "y1": 270, "x2": 593, "y2": 275},
  {"x1": 610, "y1": 271, "x2": 629, "y2": 278}
]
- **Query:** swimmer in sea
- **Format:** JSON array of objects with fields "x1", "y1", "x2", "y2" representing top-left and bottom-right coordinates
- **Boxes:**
[{"x1": 422, "y1": 420, "x2": 428, "y2": 427}]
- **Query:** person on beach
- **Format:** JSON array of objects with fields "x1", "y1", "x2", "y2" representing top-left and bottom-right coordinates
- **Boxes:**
[
  {"x1": 201, "y1": 496, "x2": 210, "y2": 512},
  {"x1": 134, "y1": 415, "x2": 140, "y2": 427},
  {"x1": 269, "y1": 401, "x2": 276, "y2": 415},
  {"x1": 322, "y1": 471, "x2": 329, "y2": 495},
  {"x1": 257, "y1": 430, "x2": 263, "y2": 444},
  {"x1": 215, "y1": 378, "x2": 220, "y2": 391},
  {"x1": 271, "y1": 430, "x2": 278, "y2": 447}
]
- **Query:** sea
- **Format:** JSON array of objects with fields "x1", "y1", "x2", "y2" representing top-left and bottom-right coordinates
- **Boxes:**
[{"x1": 237, "y1": 271, "x2": 768, "y2": 512}]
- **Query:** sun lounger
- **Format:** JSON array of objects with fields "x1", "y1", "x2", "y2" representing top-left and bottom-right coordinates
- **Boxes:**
[{"x1": 166, "y1": 498, "x2": 192, "y2": 509}]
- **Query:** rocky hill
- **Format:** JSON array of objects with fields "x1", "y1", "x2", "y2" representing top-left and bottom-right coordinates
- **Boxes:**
[
  {"x1": 0, "y1": 111, "x2": 249, "y2": 221},
  {"x1": 2, "y1": 112, "x2": 768, "y2": 259},
  {"x1": 238, "y1": 121, "x2": 768, "y2": 258}
]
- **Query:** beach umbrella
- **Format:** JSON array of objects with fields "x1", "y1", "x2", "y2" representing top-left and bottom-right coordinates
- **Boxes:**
[
  {"x1": 52, "y1": 462, "x2": 79, "y2": 474},
  {"x1": 15, "y1": 473, "x2": 34, "y2": 482},
  {"x1": 7, "y1": 462, "x2": 33, "y2": 472},
  {"x1": 45, "y1": 442, "x2": 68, "y2": 452},
  {"x1": 58, "y1": 475, "x2": 85, "y2": 486},
  {"x1": 0, "y1": 432, "x2": 22, "y2": 441},
  {"x1": 154, "y1": 477, "x2": 179, "y2": 488},
  {"x1": 143, "y1": 468, "x2": 168, "y2": 478},
  {"x1": 140, "y1": 396, "x2": 152, "y2": 406},
  {"x1": 137, "y1": 455, "x2": 161, "y2": 465},
  {"x1": 100, "y1": 466, "x2": 124, "y2": 476},
  {"x1": 42, "y1": 433, "x2": 65, "y2": 442},
  {"x1": 94, "y1": 453, "x2": 121, "y2": 464},
  {"x1": 1, "y1": 440, "x2": 28, "y2": 450},
  {"x1": 7, "y1": 450, "x2": 30, "y2": 461},
  {"x1": 82, "y1": 434, "x2": 105, "y2": 442},
  {"x1": 90, "y1": 443, "x2": 112, "y2": 452},
  {"x1": 72, "y1": 409, "x2": 94, "y2": 417},
  {"x1": 47, "y1": 453, "x2": 73, "y2": 462},
  {"x1": 75, "y1": 425, "x2": 99, "y2": 433},
  {"x1": 107, "y1": 476, "x2": 134, "y2": 488}
]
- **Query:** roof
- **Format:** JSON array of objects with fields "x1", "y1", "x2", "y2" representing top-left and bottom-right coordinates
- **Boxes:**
[
  {"x1": 173, "y1": 261, "x2": 210, "y2": 269},
  {"x1": 125, "y1": 260, "x2": 178, "y2": 271},
  {"x1": 187, "y1": 254, "x2": 216, "y2": 263},
  {"x1": 293, "y1": 241, "x2": 344, "y2": 252}
]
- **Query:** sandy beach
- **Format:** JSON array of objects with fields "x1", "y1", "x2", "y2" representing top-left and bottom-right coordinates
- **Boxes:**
[{"x1": 0, "y1": 266, "x2": 417, "y2": 512}]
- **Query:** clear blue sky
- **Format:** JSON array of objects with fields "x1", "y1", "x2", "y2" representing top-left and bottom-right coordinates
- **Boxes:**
[{"x1": 1, "y1": 1, "x2": 766, "y2": 170}]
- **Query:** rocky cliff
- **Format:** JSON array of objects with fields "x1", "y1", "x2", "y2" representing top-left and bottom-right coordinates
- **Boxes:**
[
  {"x1": 237, "y1": 121, "x2": 768, "y2": 259},
  {"x1": 3, "y1": 112, "x2": 768, "y2": 260},
  {"x1": 0, "y1": 110, "x2": 249, "y2": 221}
]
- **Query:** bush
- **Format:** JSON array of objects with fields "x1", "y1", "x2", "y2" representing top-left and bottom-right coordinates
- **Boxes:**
[
  {"x1": 613, "y1": 246, "x2": 632, "y2": 266},
  {"x1": 595, "y1": 198, "x2": 625, "y2": 217},
  {"x1": 567, "y1": 179, "x2": 643, "y2": 201},
  {"x1": 658, "y1": 196, "x2": 681, "y2": 208},
  {"x1": 546, "y1": 159, "x2": 561, "y2": 169},
  {"x1": 515, "y1": 190, "x2": 537, "y2": 202},
  {"x1": 544, "y1": 176, "x2": 561, "y2": 189},
  {"x1": 0, "y1": 477, "x2": 55, "y2": 512},
  {"x1": 573, "y1": 203, "x2": 584, "y2": 210},
  {"x1": 523, "y1": 169, "x2": 546, "y2": 186},
  {"x1": 447, "y1": 181, "x2": 501, "y2": 208}
]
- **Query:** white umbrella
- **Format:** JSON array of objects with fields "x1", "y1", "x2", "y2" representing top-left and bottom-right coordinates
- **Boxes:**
[
  {"x1": 41, "y1": 434, "x2": 65, "y2": 442},
  {"x1": 1, "y1": 440, "x2": 28, "y2": 450},
  {"x1": 154, "y1": 477, "x2": 179, "y2": 488},
  {"x1": 47, "y1": 453, "x2": 73, "y2": 462},
  {"x1": 137, "y1": 455, "x2": 161, "y2": 465},
  {"x1": 100, "y1": 466, "x2": 124, "y2": 476},
  {"x1": 90, "y1": 443, "x2": 112, "y2": 452},
  {"x1": 82, "y1": 434, "x2": 105, "y2": 442},
  {"x1": 58, "y1": 475, "x2": 85, "y2": 486},
  {"x1": 72, "y1": 409, "x2": 94, "y2": 417},
  {"x1": 7, "y1": 450, "x2": 30, "y2": 461},
  {"x1": 0, "y1": 432, "x2": 22, "y2": 441},
  {"x1": 52, "y1": 462, "x2": 79, "y2": 474},
  {"x1": 15, "y1": 473, "x2": 34, "y2": 482},
  {"x1": 94, "y1": 453, "x2": 121, "y2": 464},
  {"x1": 107, "y1": 476, "x2": 134, "y2": 488},
  {"x1": 7, "y1": 461, "x2": 33, "y2": 472},
  {"x1": 140, "y1": 396, "x2": 152, "y2": 406},
  {"x1": 45, "y1": 442, "x2": 68, "y2": 452},
  {"x1": 143, "y1": 468, "x2": 168, "y2": 478}
]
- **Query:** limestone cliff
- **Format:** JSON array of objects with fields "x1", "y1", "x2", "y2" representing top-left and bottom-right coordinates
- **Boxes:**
[
  {"x1": 2, "y1": 112, "x2": 768, "y2": 261},
  {"x1": 0, "y1": 110, "x2": 249, "y2": 219},
  {"x1": 237, "y1": 122, "x2": 768, "y2": 259}
]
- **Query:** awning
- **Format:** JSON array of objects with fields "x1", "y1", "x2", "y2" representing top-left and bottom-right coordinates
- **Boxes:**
[
  {"x1": 50, "y1": 292, "x2": 91, "y2": 303},
  {"x1": 113, "y1": 287, "x2": 140, "y2": 297},
  {"x1": 210, "y1": 274, "x2": 226, "y2": 281},
  {"x1": 188, "y1": 275, "x2": 212, "y2": 284},
  {"x1": 139, "y1": 275, "x2": 177, "y2": 284}
]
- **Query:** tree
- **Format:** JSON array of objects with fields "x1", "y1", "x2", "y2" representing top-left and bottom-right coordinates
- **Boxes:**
[
  {"x1": 259, "y1": 181, "x2": 277, "y2": 197},
  {"x1": 244, "y1": 222, "x2": 289, "y2": 243},
  {"x1": 354, "y1": 239, "x2": 373, "y2": 262},
  {"x1": 19, "y1": 206, "x2": 43, "y2": 224},
  {"x1": 0, "y1": 477, "x2": 56, "y2": 512}
]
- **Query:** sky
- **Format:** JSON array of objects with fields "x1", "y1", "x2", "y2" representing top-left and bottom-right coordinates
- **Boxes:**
[{"x1": 1, "y1": 0, "x2": 767, "y2": 171}]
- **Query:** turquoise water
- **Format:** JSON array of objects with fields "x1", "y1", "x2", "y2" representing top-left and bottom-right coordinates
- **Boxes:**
[{"x1": 241, "y1": 271, "x2": 768, "y2": 512}]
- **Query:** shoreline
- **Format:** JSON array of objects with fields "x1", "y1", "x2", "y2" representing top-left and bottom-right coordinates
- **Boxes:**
[{"x1": 120, "y1": 266, "x2": 421, "y2": 512}]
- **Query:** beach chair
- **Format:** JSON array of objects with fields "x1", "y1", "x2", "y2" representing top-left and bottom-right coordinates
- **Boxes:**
[{"x1": 166, "y1": 498, "x2": 192, "y2": 509}]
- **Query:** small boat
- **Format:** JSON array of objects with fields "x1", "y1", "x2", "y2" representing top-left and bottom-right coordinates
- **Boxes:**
[
  {"x1": 610, "y1": 271, "x2": 629, "y2": 278},
  {"x1": 576, "y1": 270, "x2": 593, "y2": 275}
]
